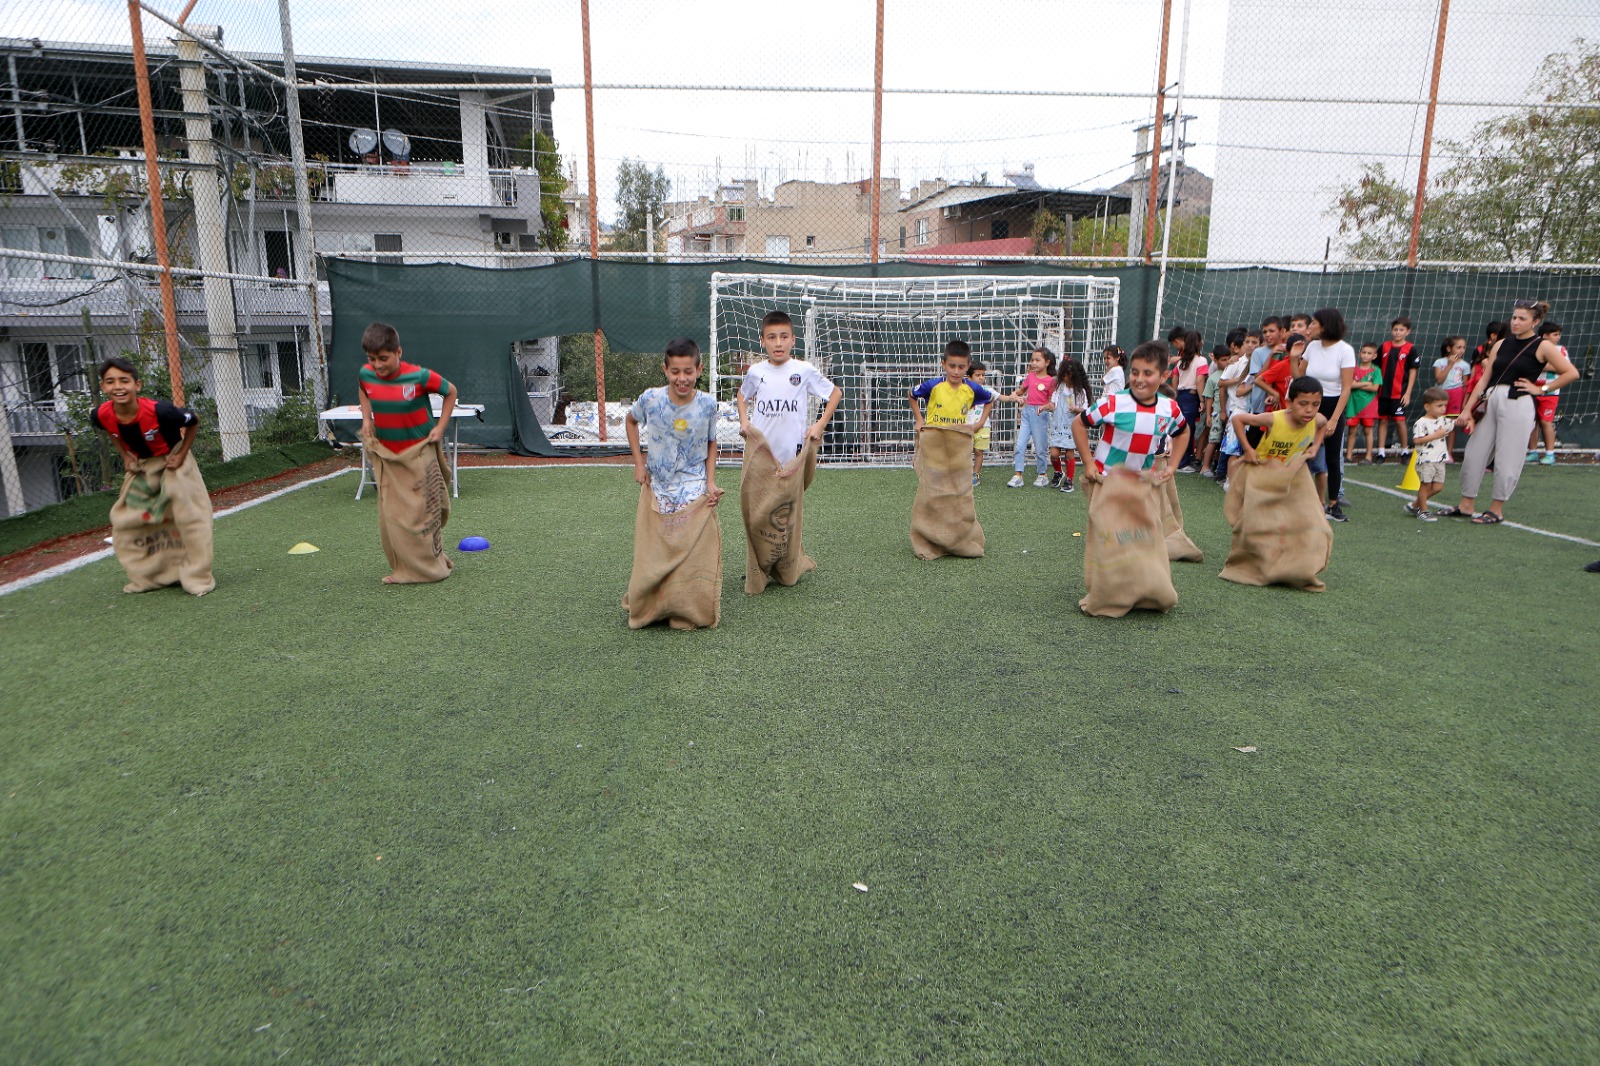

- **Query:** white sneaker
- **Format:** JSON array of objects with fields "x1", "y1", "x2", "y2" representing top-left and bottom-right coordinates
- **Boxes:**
[
  {"x1": 1200, "y1": 468, "x2": 1216, "y2": 478},
  {"x1": 1033, "y1": 474, "x2": 1051, "y2": 488},
  {"x1": 1006, "y1": 474, "x2": 1025, "y2": 488}
]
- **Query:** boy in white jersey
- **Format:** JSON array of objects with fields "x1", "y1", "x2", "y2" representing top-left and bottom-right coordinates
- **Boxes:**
[{"x1": 737, "y1": 311, "x2": 842, "y2": 462}]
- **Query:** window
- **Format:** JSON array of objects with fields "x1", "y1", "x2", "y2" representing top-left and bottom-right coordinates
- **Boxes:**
[
  {"x1": 277, "y1": 340, "x2": 302, "y2": 392},
  {"x1": 991, "y1": 220, "x2": 1010, "y2": 240},
  {"x1": 53, "y1": 343, "x2": 88, "y2": 393},
  {"x1": 374, "y1": 233, "x2": 403, "y2": 263},
  {"x1": 2, "y1": 226, "x2": 94, "y2": 279},
  {"x1": 263, "y1": 230, "x2": 296, "y2": 279},
  {"x1": 805, "y1": 235, "x2": 815, "y2": 248},
  {"x1": 21, "y1": 343, "x2": 53, "y2": 402},
  {"x1": 899, "y1": 226, "x2": 907, "y2": 250},
  {"x1": 242, "y1": 343, "x2": 274, "y2": 389},
  {"x1": 764, "y1": 235, "x2": 790, "y2": 258},
  {"x1": 915, "y1": 218, "x2": 930, "y2": 245},
  {"x1": 726, "y1": 206, "x2": 744, "y2": 222},
  {"x1": 722, "y1": 236, "x2": 735, "y2": 253}
]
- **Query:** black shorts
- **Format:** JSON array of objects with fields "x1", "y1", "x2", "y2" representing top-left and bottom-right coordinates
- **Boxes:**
[{"x1": 1376, "y1": 395, "x2": 1408, "y2": 420}]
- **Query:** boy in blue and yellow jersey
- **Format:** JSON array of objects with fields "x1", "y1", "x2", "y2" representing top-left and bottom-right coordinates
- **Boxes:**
[{"x1": 908, "y1": 340, "x2": 995, "y2": 432}]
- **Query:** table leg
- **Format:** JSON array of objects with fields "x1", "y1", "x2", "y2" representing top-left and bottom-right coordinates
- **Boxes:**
[{"x1": 356, "y1": 443, "x2": 370, "y2": 500}]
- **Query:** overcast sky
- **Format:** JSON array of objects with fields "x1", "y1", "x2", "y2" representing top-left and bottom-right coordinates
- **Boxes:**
[{"x1": 13, "y1": 0, "x2": 1597, "y2": 259}]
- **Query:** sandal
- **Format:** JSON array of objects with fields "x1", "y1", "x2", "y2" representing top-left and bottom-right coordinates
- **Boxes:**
[
  {"x1": 1435, "y1": 505, "x2": 1471, "y2": 518},
  {"x1": 1471, "y1": 511, "x2": 1504, "y2": 524}
]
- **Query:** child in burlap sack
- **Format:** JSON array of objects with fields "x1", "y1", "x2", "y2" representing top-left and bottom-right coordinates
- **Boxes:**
[
  {"x1": 907, "y1": 340, "x2": 993, "y2": 558},
  {"x1": 358, "y1": 322, "x2": 457, "y2": 584},
  {"x1": 1070, "y1": 341, "x2": 1191, "y2": 616},
  {"x1": 622, "y1": 337, "x2": 724, "y2": 629},
  {"x1": 93, "y1": 357, "x2": 215, "y2": 596},
  {"x1": 737, "y1": 310, "x2": 842, "y2": 593},
  {"x1": 1221, "y1": 376, "x2": 1334, "y2": 590}
]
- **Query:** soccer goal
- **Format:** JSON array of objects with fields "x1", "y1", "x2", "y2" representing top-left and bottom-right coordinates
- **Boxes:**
[{"x1": 710, "y1": 273, "x2": 1121, "y2": 464}]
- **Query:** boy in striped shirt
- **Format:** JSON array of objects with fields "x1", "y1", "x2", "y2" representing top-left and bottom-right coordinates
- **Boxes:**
[{"x1": 358, "y1": 321, "x2": 457, "y2": 453}]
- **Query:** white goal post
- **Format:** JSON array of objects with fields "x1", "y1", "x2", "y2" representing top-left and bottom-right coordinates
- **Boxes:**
[{"x1": 709, "y1": 273, "x2": 1121, "y2": 464}]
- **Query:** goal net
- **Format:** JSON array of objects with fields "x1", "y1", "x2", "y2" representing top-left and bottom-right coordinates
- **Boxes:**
[{"x1": 710, "y1": 273, "x2": 1121, "y2": 464}]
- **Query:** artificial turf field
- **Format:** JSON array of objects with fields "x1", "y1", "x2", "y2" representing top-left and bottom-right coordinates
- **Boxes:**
[{"x1": 3, "y1": 463, "x2": 1597, "y2": 1063}]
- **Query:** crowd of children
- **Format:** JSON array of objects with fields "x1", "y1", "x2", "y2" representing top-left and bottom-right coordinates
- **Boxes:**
[{"x1": 86, "y1": 302, "x2": 1588, "y2": 608}]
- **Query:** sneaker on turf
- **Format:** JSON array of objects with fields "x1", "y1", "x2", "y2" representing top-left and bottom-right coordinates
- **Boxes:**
[
  {"x1": 1049, "y1": 471, "x2": 1062, "y2": 487},
  {"x1": 1374, "y1": 452, "x2": 1387, "y2": 464},
  {"x1": 1326, "y1": 503, "x2": 1348, "y2": 523},
  {"x1": 972, "y1": 474, "x2": 980, "y2": 487},
  {"x1": 1033, "y1": 474, "x2": 1052, "y2": 488},
  {"x1": 1525, "y1": 450, "x2": 1539, "y2": 462},
  {"x1": 1176, "y1": 463, "x2": 1197, "y2": 474},
  {"x1": 1417, "y1": 510, "x2": 1438, "y2": 522},
  {"x1": 1217, "y1": 479, "x2": 1228, "y2": 492},
  {"x1": 1007, "y1": 473, "x2": 1025, "y2": 488},
  {"x1": 1404, "y1": 502, "x2": 1420, "y2": 515},
  {"x1": 1200, "y1": 468, "x2": 1216, "y2": 478},
  {"x1": 1540, "y1": 452, "x2": 1556, "y2": 465},
  {"x1": 1060, "y1": 477, "x2": 1074, "y2": 493},
  {"x1": 1586, "y1": 560, "x2": 1600, "y2": 573}
]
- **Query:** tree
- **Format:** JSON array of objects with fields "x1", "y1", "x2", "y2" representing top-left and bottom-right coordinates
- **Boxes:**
[
  {"x1": 516, "y1": 130, "x2": 570, "y2": 251},
  {"x1": 612, "y1": 158, "x2": 670, "y2": 253},
  {"x1": 1333, "y1": 39, "x2": 1600, "y2": 263}
]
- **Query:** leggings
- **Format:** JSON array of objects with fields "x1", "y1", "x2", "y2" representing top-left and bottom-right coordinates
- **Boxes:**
[
  {"x1": 1014, "y1": 406, "x2": 1051, "y2": 473},
  {"x1": 1460, "y1": 385, "x2": 1537, "y2": 502},
  {"x1": 1315, "y1": 394, "x2": 1346, "y2": 503},
  {"x1": 1175, "y1": 390, "x2": 1201, "y2": 464}
]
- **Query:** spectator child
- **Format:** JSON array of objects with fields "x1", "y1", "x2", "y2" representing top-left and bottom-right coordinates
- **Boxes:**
[
  {"x1": 1169, "y1": 330, "x2": 1209, "y2": 471},
  {"x1": 1407, "y1": 388, "x2": 1456, "y2": 521},
  {"x1": 1004, "y1": 346, "x2": 1057, "y2": 487},
  {"x1": 1047, "y1": 357, "x2": 1092, "y2": 492},
  {"x1": 1199, "y1": 345, "x2": 1226, "y2": 477},
  {"x1": 1433, "y1": 335, "x2": 1468, "y2": 454},
  {"x1": 1100, "y1": 345, "x2": 1126, "y2": 397},
  {"x1": 1374, "y1": 316, "x2": 1418, "y2": 460},
  {"x1": 966, "y1": 360, "x2": 993, "y2": 486},
  {"x1": 1527, "y1": 321, "x2": 1566, "y2": 465},
  {"x1": 1344, "y1": 342, "x2": 1383, "y2": 463}
]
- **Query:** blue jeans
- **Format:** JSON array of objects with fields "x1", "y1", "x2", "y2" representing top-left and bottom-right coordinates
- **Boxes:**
[
  {"x1": 1014, "y1": 406, "x2": 1051, "y2": 473},
  {"x1": 1175, "y1": 389, "x2": 1201, "y2": 465}
]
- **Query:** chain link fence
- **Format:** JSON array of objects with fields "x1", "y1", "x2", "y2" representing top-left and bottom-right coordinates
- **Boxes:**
[{"x1": 2, "y1": 1, "x2": 1597, "y2": 511}]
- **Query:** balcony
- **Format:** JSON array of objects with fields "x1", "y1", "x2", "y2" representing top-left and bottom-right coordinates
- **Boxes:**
[{"x1": 6, "y1": 402, "x2": 67, "y2": 441}]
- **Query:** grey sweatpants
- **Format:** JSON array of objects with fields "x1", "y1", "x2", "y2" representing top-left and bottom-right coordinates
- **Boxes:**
[{"x1": 1460, "y1": 385, "x2": 1537, "y2": 503}]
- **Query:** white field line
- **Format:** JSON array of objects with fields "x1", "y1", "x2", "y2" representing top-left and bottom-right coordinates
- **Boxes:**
[
  {"x1": 0, "y1": 467, "x2": 358, "y2": 598},
  {"x1": 1344, "y1": 478, "x2": 1600, "y2": 548}
]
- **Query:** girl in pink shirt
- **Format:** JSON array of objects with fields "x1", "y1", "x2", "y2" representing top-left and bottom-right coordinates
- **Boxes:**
[{"x1": 1005, "y1": 346, "x2": 1057, "y2": 487}]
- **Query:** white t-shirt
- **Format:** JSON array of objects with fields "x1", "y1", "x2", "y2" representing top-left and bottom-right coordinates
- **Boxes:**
[
  {"x1": 1302, "y1": 340, "x2": 1357, "y2": 398},
  {"x1": 1219, "y1": 357, "x2": 1252, "y2": 416},
  {"x1": 1434, "y1": 357, "x2": 1469, "y2": 389},
  {"x1": 740, "y1": 358, "x2": 837, "y2": 461},
  {"x1": 1101, "y1": 366, "x2": 1125, "y2": 397}
]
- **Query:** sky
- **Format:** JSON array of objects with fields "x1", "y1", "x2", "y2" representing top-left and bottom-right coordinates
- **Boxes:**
[{"x1": 9, "y1": 0, "x2": 1597, "y2": 262}]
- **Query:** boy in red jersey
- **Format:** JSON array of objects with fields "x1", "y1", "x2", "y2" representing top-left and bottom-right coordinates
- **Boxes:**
[
  {"x1": 1373, "y1": 316, "x2": 1417, "y2": 461},
  {"x1": 94, "y1": 356, "x2": 215, "y2": 595},
  {"x1": 358, "y1": 322, "x2": 457, "y2": 584}
]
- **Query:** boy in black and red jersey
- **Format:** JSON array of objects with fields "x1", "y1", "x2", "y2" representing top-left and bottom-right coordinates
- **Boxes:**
[
  {"x1": 1373, "y1": 316, "x2": 1418, "y2": 461},
  {"x1": 95, "y1": 356, "x2": 201, "y2": 471}
]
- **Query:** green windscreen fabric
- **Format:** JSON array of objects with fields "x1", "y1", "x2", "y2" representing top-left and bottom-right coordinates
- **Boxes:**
[{"x1": 329, "y1": 259, "x2": 1599, "y2": 450}]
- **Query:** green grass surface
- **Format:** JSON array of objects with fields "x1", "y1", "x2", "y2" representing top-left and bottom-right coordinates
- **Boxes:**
[
  {"x1": 3, "y1": 465, "x2": 1598, "y2": 1063},
  {"x1": 0, "y1": 441, "x2": 339, "y2": 558}
]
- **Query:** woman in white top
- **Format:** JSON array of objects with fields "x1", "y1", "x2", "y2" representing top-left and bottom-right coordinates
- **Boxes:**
[{"x1": 1301, "y1": 307, "x2": 1357, "y2": 521}]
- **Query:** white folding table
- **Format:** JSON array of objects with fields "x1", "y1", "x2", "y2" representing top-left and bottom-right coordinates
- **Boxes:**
[{"x1": 319, "y1": 400, "x2": 485, "y2": 499}]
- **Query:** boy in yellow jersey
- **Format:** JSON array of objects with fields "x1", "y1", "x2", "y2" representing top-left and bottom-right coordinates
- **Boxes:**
[
  {"x1": 908, "y1": 340, "x2": 996, "y2": 432},
  {"x1": 1229, "y1": 375, "x2": 1328, "y2": 470},
  {"x1": 966, "y1": 361, "x2": 994, "y2": 486}
]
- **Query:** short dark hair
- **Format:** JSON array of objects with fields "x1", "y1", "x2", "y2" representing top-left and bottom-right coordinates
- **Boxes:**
[
  {"x1": 1485, "y1": 320, "x2": 1507, "y2": 340},
  {"x1": 98, "y1": 355, "x2": 139, "y2": 381},
  {"x1": 1538, "y1": 320, "x2": 1563, "y2": 336},
  {"x1": 1165, "y1": 325, "x2": 1187, "y2": 345},
  {"x1": 1390, "y1": 316, "x2": 1413, "y2": 329},
  {"x1": 1287, "y1": 375, "x2": 1324, "y2": 401},
  {"x1": 761, "y1": 311, "x2": 792, "y2": 332},
  {"x1": 1421, "y1": 386, "x2": 1449, "y2": 404},
  {"x1": 1359, "y1": 340, "x2": 1379, "y2": 351},
  {"x1": 1289, "y1": 312, "x2": 1311, "y2": 326},
  {"x1": 361, "y1": 321, "x2": 401, "y2": 354},
  {"x1": 967, "y1": 359, "x2": 985, "y2": 373},
  {"x1": 663, "y1": 336, "x2": 701, "y2": 363},
  {"x1": 1311, "y1": 307, "x2": 1346, "y2": 343},
  {"x1": 1127, "y1": 340, "x2": 1168, "y2": 372},
  {"x1": 1212, "y1": 345, "x2": 1230, "y2": 361},
  {"x1": 1259, "y1": 316, "x2": 1284, "y2": 332},
  {"x1": 1225, "y1": 327, "x2": 1248, "y2": 347},
  {"x1": 943, "y1": 339, "x2": 971, "y2": 361}
]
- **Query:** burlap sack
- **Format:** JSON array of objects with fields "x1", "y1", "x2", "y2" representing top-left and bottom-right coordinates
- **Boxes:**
[
  {"x1": 363, "y1": 432, "x2": 453, "y2": 584},
  {"x1": 1079, "y1": 472, "x2": 1178, "y2": 617},
  {"x1": 1159, "y1": 473, "x2": 1204, "y2": 562},
  {"x1": 622, "y1": 486, "x2": 722, "y2": 630},
  {"x1": 740, "y1": 427, "x2": 818, "y2": 594},
  {"x1": 1218, "y1": 461, "x2": 1333, "y2": 592},
  {"x1": 109, "y1": 454, "x2": 215, "y2": 595},
  {"x1": 910, "y1": 425, "x2": 985, "y2": 559}
]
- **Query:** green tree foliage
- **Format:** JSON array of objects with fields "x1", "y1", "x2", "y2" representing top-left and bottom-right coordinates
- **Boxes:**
[
  {"x1": 612, "y1": 158, "x2": 670, "y2": 253},
  {"x1": 1069, "y1": 212, "x2": 1209, "y2": 263},
  {"x1": 1333, "y1": 39, "x2": 1600, "y2": 262},
  {"x1": 558, "y1": 333, "x2": 673, "y2": 403},
  {"x1": 516, "y1": 130, "x2": 570, "y2": 250}
]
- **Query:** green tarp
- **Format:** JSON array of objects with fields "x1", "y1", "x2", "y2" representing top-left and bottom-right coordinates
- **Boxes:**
[{"x1": 328, "y1": 259, "x2": 1599, "y2": 452}]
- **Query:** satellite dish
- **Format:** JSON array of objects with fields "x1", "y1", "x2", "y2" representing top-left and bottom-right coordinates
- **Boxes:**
[
  {"x1": 381, "y1": 129, "x2": 412, "y2": 162},
  {"x1": 348, "y1": 128, "x2": 379, "y2": 156}
]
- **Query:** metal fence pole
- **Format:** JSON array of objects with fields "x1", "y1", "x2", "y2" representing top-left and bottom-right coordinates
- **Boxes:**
[
  {"x1": 1151, "y1": 0, "x2": 1191, "y2": 338},
  {"x1": 869, "y1": 0, "x2": 885, "y2": 267},
  {"x1": 1143, "y1": 0, "x2": 1172, "y2": 263},
  {"x1": 277, "y1": 0, "x2": 330, "y2": 414},
  {"x1": 1408, "y1": 0, "x2": 1453, "y2": 267},
  {"x1": 580, "y1": 0, "x2": 606, "y2": 440}
]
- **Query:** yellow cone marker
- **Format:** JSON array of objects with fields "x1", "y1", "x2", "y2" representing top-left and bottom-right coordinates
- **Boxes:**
[
  {"x1": 1397, "y1": 452, "x2": 1421, "y2": 492},
  {"x1": 287, "y1": 542, "x2": 320, "y2": 555}
]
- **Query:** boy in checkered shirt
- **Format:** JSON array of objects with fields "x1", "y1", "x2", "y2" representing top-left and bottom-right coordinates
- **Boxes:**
[{"x1": 1071, "y1": 341, "x2": 1191, "y2": 485}]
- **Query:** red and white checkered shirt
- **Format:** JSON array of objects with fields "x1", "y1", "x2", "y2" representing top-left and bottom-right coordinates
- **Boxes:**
[{"x1": 1081, "y1": 392, "x2": 1187, "y2": 472}]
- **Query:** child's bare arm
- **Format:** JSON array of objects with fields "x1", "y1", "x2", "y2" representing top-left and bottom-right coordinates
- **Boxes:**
[
  {"x1": 625, "y1": 411, "x2": 648, "y2": 485},
  {"x1": 736, "y1": 390, "x2": 751, "y2": 435},
  {"x1": 808, "y1": 385, "x2": 843, "y2": 443},
  {"x1": 1413, "y1": 421, "x2": 1455, "y2": 445},
  {"x1": 906, "y1": 389, "x2": 924, "y2": 431},
  {"x1": 704, "y1": 437, "x2": 723, "y2": 504},
  {"x1": 358, "y1": 388, "x2": 374, "y2": 436},
  {"x1": 1071, "y1": 417, "x2": 1099, "y2": 481},
  {"x1": 426, "y1": 382, "x2": 457, "y2": 444}
]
